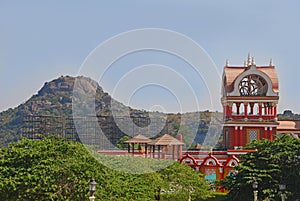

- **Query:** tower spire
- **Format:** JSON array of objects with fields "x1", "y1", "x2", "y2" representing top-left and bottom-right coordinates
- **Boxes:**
[
  {"x1": 225, "y1": 59, "x2": 229, "y2": 66},
  {"x1": 269, "y1": 58, "x2": 273, "y2": 66},
  {"x1": 247, "y1": 53, "x2": 251, "y2": 66},
  {"x1": 244, "y1": 60, "x2": 247, "y2": 67},
  {"x1": 251, "y1": 56, "x2": 256, "y2": 66}
]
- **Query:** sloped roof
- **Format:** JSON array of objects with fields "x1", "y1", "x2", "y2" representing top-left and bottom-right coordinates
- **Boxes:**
[
  {"x1": 277, "y1": 120, "x2": 296, "y2": 130},
  {"x1": 223, "y1": 66, "x2": 279, "y2": 93},
  {"x1": 277, "y1": 121, "x2": 300, "y2": 138},
  {"x1": 277, "y1": 120, "x2": 300, "y2": 131},
  {"x1": 149, "y1": 134, "x2": 184, "y2": 146},
  {"x1": 124, "y1": 134, "x2": 153, "y2": 144}
]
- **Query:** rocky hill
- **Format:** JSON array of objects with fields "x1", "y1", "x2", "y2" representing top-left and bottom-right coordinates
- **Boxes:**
[{"x1": 0, "y1": 75, "x2": 223, "y2": 148}]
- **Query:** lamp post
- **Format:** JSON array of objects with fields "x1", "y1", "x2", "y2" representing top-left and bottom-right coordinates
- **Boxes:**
[
  {"x1": 89, "y1": 178, "x2": 97, "y2": 201},
  {"x1": 252, "y1": 180, "x2": 258, "y2": 201},
  {"x1": 279, "y1": 184, "x2": 286, "y2": 201}
]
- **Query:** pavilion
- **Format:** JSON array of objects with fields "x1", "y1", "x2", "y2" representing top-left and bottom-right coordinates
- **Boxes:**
[
  {"x1": 124, "y1": 134, "x2": 152, "y2": 157},
  {"x1": 148, "y1": 134, "x2": 184, "y2": 160},
  {"x1": 124, "y1": 134, "x2": 185, "y2": 160}
]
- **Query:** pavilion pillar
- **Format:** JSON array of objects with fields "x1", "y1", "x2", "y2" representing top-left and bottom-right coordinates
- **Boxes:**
[
  {"x1": 172, "y1": 145, "x2": 175, "y2": 160},
  {"x1": 152, "y1": 145, "x2": 155, "y2": 158},
  {"x1": 145, "y1": 144, "x2": 148, "y2": 158},
  {"x1": 162, "y1": 146, "x2": 166, "y2": 159},
  {"x1": 158, "y1": 145, "x2": 161, "y2": 160},
  {"x1": 178, "y1": 145, "x2": 181, "y2": 159},
  {"x1": 131, "y1": 143, "x2": 134, "y2": 156}
]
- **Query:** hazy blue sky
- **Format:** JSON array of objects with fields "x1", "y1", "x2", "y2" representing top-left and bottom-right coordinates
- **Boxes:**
[{"x1": 1, "y1": 1, "x2": 300, "y2": 113}]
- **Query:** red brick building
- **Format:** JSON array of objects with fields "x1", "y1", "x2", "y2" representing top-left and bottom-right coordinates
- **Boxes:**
[
  {"x1": 180, "y1": 55, "x2": 281, "y2": 187},
  {"x1": 221, "y1": 55, "x2": 279, "y2": 149}
]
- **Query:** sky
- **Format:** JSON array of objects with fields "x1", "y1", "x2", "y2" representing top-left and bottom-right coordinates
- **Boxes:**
[{"x1": 1, "y1": 1, "x2": 300, "y2": 114}]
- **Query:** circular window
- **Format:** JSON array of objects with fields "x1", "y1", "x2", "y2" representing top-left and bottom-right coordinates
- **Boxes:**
[{"x1": 239, "y1": 74, "x2": 267, "y2": 96}]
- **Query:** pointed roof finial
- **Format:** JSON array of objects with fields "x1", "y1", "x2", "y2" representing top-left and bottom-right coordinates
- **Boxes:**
[
  {"x1": 251, "y1": 57, "x2": 256, "y2": 66},
  {"x1": 225, "y1": 59, "x2": 229, "y2": 66},
  {"x1": 244, "y1": 60, "x2": 247, "y2": 67},
  {"x1": 269, "y1": 58, "x2": 273, "y2": 66},
  {"x1": 247, "y1": 53, "x2": 251, "y2": 66}
]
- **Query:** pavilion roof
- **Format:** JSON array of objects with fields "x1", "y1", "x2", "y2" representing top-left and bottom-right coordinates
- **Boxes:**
[
  {"x1": 124, "y1": 134, "x2": 153, "y2": 144},
  {"x1": 149, "y1": 134, "x2": 184, "y2": 146}
]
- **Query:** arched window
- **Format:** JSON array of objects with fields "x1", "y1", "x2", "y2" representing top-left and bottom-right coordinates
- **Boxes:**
[
  {"x1": 232, "y1": 103, "x2": 237, "y2": 115},
  {"x1": 240, "y1": 104, "x2": 244, "y2": 115},
  {"x1": 205, "y1": 158, "x2": 217, "y2": 166},
  {"x1": 239, "y1": 74, "x2": 267, "y2": 96},
  {"x1": 253, "y1": 103, "x2": 259, "y2": 115},
  {"x1": 227, "y1": 159, "x2": 238, "y2": 167}
]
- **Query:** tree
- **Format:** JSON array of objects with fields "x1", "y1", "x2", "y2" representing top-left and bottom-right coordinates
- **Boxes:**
[
  {"x1": 222, "y1": 135, "x2": 300, "y2": 201},
  {"x1": 173, "y1": 124, "x2": 196, "y2": 149},
  {"x1": 0, "y1": 137, "x2": 160, "y2": 200},
  {"x1": 116, "y1": 135, "x2": 132, "y2": 150},
  {"x1": 0, "y1": 136, "x2": 101, "y2": 200},
  {"x1": 159, "y1": 162, "x2": 211, "y2": 201},
  {"x1": 0, "y1": 137, "x2": 212, "y2": 201}
]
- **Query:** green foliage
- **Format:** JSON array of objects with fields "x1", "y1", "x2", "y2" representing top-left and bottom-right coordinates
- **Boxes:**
[
  {"x1": 277, "y1": 110, "x2": 300, "y2": 120},
  {"x1": 222, "y1": 135, "x2": 300, "y2": 201},
  {"x1": 173, "y1": 124, "x2": 195, "y2": 149},
  {"x1": 159, "y1": 163, "x2": 211, "y2": 201},
  {"x1": 196, "y1": 192, "x2": 227, "y2": 201},
  {"x1": 116, "y1": 136, "x2": 132, "y2": 150},
  {"x1": 0, "y1": 136, "x2": 108, "y2": 200},
  {"x1": 0, "y1": 137, "x2": 211, "y2": 201}
]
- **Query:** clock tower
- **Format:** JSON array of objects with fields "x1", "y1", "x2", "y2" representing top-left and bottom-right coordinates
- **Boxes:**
[{"x1": 221, "y1": 54, "x2": 279, "y2": 149}]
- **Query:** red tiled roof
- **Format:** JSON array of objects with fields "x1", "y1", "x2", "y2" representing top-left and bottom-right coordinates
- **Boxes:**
[
  {"x1": 224, "y1": 66, "x2": 279, "y2": 93},
  {"x1": 277, "y1": 120, "x2": 300, "y2": 133},
  {"x1": 149, "y1": 134, "x2": 184, "y2": 146},
  {"x1": 124, "y1": 134, "x2": 153, "y2": 144}
]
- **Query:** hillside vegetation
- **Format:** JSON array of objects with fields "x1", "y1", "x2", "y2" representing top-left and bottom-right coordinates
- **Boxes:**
[{"x1": 0, "y1": 75, "x2": 223, "y2": 147}]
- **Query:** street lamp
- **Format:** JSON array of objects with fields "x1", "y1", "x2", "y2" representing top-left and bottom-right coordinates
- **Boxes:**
[
  {"x1": 279, "y1": 184, "x2": 286, "y2": 201},
  {"x1": 89, "y1": 178, "x2": 97, "y2": 201},
  {"x1": 252, "y1": 180, "x2": 258, "y2": 201}
]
